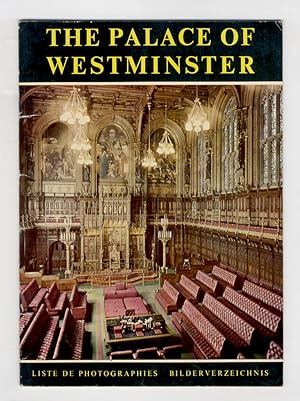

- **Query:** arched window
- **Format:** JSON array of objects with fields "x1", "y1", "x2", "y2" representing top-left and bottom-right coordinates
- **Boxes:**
[
  {"x1": 260, "y1": 87, "x2": 282, "y2": 186},
  {"x1": 222, "y1": 96, "x2": 238, "y2": 192}
]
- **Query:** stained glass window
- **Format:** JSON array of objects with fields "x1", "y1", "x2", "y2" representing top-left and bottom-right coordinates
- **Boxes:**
[
  {"x1": 260, "y1": 87, "x2": 282, "y2": 186},
  {"x1": 222, "y1": 96, "x2": 238, "y2": 192}
]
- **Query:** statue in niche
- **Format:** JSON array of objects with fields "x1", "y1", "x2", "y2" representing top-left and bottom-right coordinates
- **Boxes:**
[
  {"x1": 206, "y1": 150, "x2": 211, "y2": 180},
  {"x1": 27, "y1": 157, "x2": 35, "y2": 179},
  {"x1": 236, "y1": 135, "x2": 246, "y2": 192},
  {"x1": 25, "y1": 139, "x2": 35, "y2": 179},
  {"x1": 135, "y1": 163, "x2": 144, "y2": 195},
  {"x1": 205, "y1": 178, "x2": 211, "y2": 193},
  {"x1": 26, "y1": 180, "x2": 34, "y2": 196},
  {"x1": 235, "y1": 167, "x2": 245, "y2": 192},
  {"x1": 184, "y1": 161, "x2": 190, "y2": 185},
  {"x1": 238, "y1": 136, "x2": 245, "y2": 169},
  {"x1": 82, "y1": 165, "x2": 90, "y2": 182}
]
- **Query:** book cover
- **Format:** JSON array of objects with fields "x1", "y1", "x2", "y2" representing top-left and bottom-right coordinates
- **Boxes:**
[{"x1": 18, "y1": 20, "x2": 283, "y2": 386}]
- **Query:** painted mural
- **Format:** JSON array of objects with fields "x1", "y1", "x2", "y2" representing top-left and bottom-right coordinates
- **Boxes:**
[
  {"x1": 97, "y1": 124, "x2": 129, "y2": 180},
  {"x1": 41, "y1": 123, "x2": 76, "y2": 181}
]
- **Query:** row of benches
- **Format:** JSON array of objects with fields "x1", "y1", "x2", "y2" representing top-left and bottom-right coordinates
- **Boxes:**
[
  {"x1": 237, "y1": 340, "x2": 283, "y2": 360},
  {"x1": 20, "y1": 279, "x2": 87, "y2": 319},
  {"x1": 242, "y1": 279, "x2": 283, "y2": 313},
  {"x1": 199, "y1": 293, "x2": 256, "y2": 349},
  {"x1": 20, "y1": 304, "x2": 85, "y2": 360},
  {"x1": 222, "y1": 286, "x2": 281, "y2": 336},
  {"x1": 109, "y1": 344, "x2": 184, "y2": 360},
  {"x1": 156, "y1": 266, "x2": 283, "y2": 359},
  {"x1": 20, "y1": 283, "x2": 88, "y2": 360},
  {"x1": 215, "y1": 265, "x2": 283, "y2": 315},
  {"x1": 156, "y1": 265, "x2": 282, "y2": 316},
  {"x1": 155, "y1": 271, "x2": 220, "y2": 314},
  {"x1": 220, "y1": 262, "x2": 283, "y2": 295},
  {"x1": 155, "y1": 267, "x2": 236, "y2": 315},
  {"x1": 172, "y1": 300, "x2": 228, "y2": 359},
  {"x1": 172, "y1": 296, "x2": 282, "y2": 359}
]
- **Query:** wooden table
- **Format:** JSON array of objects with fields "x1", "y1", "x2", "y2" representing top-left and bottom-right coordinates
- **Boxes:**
[{"x1": 105, "y1": 314, "x2": 173, "y2": 352}]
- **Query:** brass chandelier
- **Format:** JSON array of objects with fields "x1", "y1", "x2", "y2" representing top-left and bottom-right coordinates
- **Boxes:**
[
  {"x1": 60, "y1": 87, "x2": 93, "y2": 166},
  {"x1": 156, "y1": 104, "x2": 175, "y2": 156},
  {"x1": 142, "y1": 102, "x2": 158, "y2": 169}
]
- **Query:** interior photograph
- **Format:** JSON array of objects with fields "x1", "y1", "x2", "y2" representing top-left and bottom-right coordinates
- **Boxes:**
[{"x1": 18, "y1": 83, "x2": 283, "y2": 361}]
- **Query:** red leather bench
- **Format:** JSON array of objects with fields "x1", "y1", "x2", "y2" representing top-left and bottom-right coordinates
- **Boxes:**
[
  {"x1": 69, "y1": 285, "x2": 87, "y2": 320},
  {"x1": 220, "y1": 262, "x2": 237, "y2": 273},
  {"x1": 44, "y1": 282, "x2": 68, "y2": 317},
  {"x1": 199, "y1": 293, "x2": 256, "y2": 350},
  {"x1": 20, "y1": 304, "x2": 59, "y2": 360},
  {"x1": 20, "y1": 279, "x2": 48, "y2": 312},
  {"x1": 221, "y1": 287, "x2": 282, "y2": 338},
  {"x1": 247, "y1": 274, "x2": 259, "y2": 284},
  {"x1": 172, "y1": 300, "x2": 228, "y2": 359},
  {"x1": 212, "y1": 265, "x2": 243, "y2": 290},
  {"x1": 193, "y1": 270, "x2": 223, "y2": 298},
  {"x1": 266, "y1": 341, "x2": 283, "y2": 359},
  {"x1": 52, "y1": 308, "x2": 85, "y2": 360},
  {"x1": 133, "y1": 347, "x2": 159, "y2": 359},
  {"x1": 110, "y1": 350, "x2": 134, "y2": 360},
  {"x1": 258, "y1": 278, "x2": 273, "y2": 291},
  {"x1": 272, "y1": 284, "x2": 283, "y2": 296},
  {"x1": 174, "y1": 274, "x2": 201, "y2": 305},
  {"x1": 158, "y1": 344, "x2": 184, "y2": 359},
  {"x1": 242, "y1": 280, "x2": 283, "y2": 314},
  {"x1": 19, "y1": 312, "x2": 34, "y2": 340},
  {"x1": 155, "y1": 280, "x2": 180, "y2": 314},
  {"x1": 104, "y1": 283, "x2": 138, "y2": 300}
]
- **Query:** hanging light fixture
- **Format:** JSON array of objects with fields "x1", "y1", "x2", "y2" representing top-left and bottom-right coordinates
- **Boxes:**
[
  {"x1": 156, "y1": 104, "x2": 175, "y2": 156},
  {"x1": 71, "y1": 125, "x2": 92, "y2": 152},
  {"x1": 77, "y1": 149, "x2": 93, "y2": 166},
  {"x1": 142, "y1": 102, "x2": 158, "y2": 169},
  {"x1": 185, "y1": 86, "x2": 210, "y2": 134},
  {"x1": 60, "y1": 86, "x2": 90, "y2": 125},
  {"x1": 59, "y1": 87, "x2": 93, "y2": 166}
]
